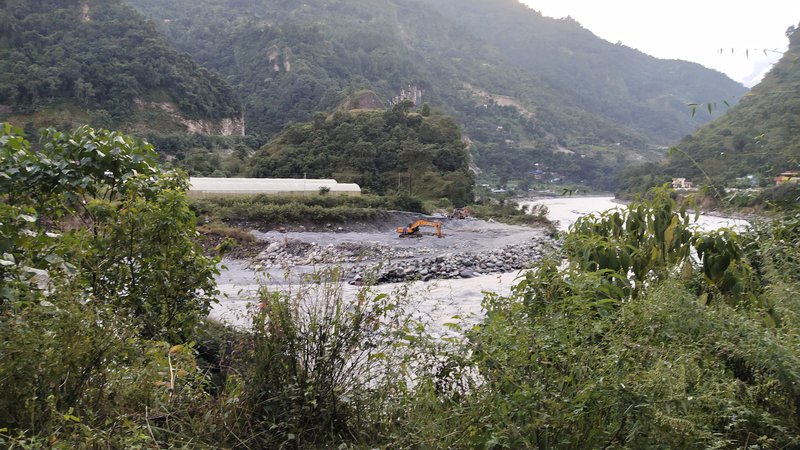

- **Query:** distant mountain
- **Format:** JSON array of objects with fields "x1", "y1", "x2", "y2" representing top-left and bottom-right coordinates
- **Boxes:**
[
  {"x1": 628, "y1": 23, "x2": 800, "y2": 192},
  {"x1": 0, "y1": 0, "x2": 243, "y2": 135},
  {"x1": 125, "y1": 0, "x2": 747, "y2": 190},
  {"x1": 0, "y1": 0, "x2": 750, "y2": 190},
  {"x1": 419, "y1": 0, "x2": 748, "y2": 143}
]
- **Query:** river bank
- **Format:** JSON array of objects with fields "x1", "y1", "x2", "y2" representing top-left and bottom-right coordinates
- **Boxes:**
[
  {"x1": 211, "y1": 196, "x2": 752, "y2": 329},
  {"x1": 211, "y1": 213, "x2": 556, "y2": 328}
]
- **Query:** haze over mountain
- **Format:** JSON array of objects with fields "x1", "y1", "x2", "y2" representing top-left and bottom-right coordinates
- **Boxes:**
[{"x1": 662, "y1": 24, "x2": 800, "y2": 187}]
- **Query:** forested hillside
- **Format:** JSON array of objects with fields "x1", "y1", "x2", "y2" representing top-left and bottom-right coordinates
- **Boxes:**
[
  {"x1": 620, "y1": 24, "x2": 800, "y2": 196},
  {"x1": 0, "y1": 0, "x2": 242, "y2": 131},
  {"x1": 0, "y1": 0, "x2": 752, "y2": 190},
  {"x1": 421, "y1": 0, "x2": 748, "y2": 142},
  {"x1": 127, "y1": 0, "x2": 747, "y2": 190},
  {"x1": 666, "y1": 25, "x2": 800, "y2": 182},
  {"x1": 250, "y1": 102, "x2": 475, "y2": 206}
]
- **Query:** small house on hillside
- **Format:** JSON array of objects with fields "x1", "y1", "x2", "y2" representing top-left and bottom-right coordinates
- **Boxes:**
[
  {"x1": 671, "y1": 178, "x2": 694, "y2": 189},
  {"x1": 189, "y1": 177, "x2": 361, "y2": 197}
]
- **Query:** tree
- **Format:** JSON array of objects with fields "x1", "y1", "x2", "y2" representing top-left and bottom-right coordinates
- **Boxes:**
[
  {"x1": 0, "y1": 123, "x2": 218, "y2": 341},
  {"x1": 421, "y1": 102, "x2": 431, "y2": 117}
]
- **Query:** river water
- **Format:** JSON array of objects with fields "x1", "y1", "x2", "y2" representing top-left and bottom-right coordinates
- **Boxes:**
[
  {"x1": 517, "y1": 196, "x2": 748, "y2": 231},
  {"x1": 211, "y1": 196, "x2": 749, "y2": 329}
]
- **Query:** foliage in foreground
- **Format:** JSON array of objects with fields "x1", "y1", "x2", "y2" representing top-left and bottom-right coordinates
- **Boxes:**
[
  {"x1": 3, "y1": 123, "x2": 800, "y2": 449},
  {"x1": 444, "y1": 189, "x2": 800, "y2": 448},
  {"x1": 0, "y1": 124, "x2": 219, "y2": 444}
]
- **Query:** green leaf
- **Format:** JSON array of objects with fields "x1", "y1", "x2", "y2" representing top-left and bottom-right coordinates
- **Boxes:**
[
  {"x1": 763, "y1": 313, "x2": 777, "y2": 329},
  {"x1": 368, "y1": 352, "x2": 387, "y2": 361}
]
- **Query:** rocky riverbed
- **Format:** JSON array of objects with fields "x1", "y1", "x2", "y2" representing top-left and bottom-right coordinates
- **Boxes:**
[
  {"x1": 240, "y1": 213, "x2": 557, "y2": 284},
  {"x1": 213, "y1": 215, "x2": 557, "y2": 328},
  {"x1": 249, "y1": 234, "x2": 553, "y2": 284}
]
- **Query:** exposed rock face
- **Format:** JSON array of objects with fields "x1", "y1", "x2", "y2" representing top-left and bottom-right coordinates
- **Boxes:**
[
  {"x1": 389, "y1": 85, "x2": 424, "y2": 107},
  {"x1": 463, "y1": 83, "x2": 535, "y2": 119},
  {"x1": 266, "y1": 45, "x2": 292, "y2": 74},
  {"x1": 184, "y1": 116, "x2": 246, "y2": 136},
  {"x1": 134, "y1": 99, "x2": 245, "y2": 136},
  {"x1": 267, "y1": 45, "x2": 280, "y2": 63},
  {"x1": 343, "y1": 91, "x2": 384, "y2": 110},
  {"x1": 81, "y1": 1, "x2": 91, "y2": 22}
]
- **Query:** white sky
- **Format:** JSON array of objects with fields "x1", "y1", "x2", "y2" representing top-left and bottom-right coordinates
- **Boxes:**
[{"x1": 519, "y1": 1, "x2": 800, "y2": 87}]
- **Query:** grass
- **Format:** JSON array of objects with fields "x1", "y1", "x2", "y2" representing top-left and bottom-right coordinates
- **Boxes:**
[{"x1": 190, "y1": 193, "x2": 428, "y2": 227}]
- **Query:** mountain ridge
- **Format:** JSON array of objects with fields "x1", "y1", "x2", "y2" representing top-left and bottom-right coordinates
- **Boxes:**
[
  {"x1": 1, "y1": 0, "x2": 753, "y2": 190},
  {"x1": 0, "y1": 0, "x2": 243, "y2": 135},
  {"x1": 620, "y1": 23, "x2": 800, "y2": 195}
]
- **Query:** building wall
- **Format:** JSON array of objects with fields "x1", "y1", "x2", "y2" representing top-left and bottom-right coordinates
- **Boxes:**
[{"x1": 188, "y1": 178, "x2": 362, "y2": 197}]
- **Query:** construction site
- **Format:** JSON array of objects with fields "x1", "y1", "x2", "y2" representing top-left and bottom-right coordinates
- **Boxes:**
[{"x1": 211, "y1": 211, "x2": 555, "y2": 327}]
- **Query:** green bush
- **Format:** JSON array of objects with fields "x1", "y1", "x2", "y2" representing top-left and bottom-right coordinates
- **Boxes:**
[
  {"x1": 457, "y1": 273, "x2": 800, "y2": 448},
  {"x1": 240, "y1": 267, "x2": 433, "y2": 447},
  {"x1": 0, "y1": 124, "x2": 224, "y2": 445},
  {"x1": 435, "y1": 188, "x2": 800, "y2": 448},
  {"x1": 0, "y1": 124, "x2": 218, "y2": 341},
  {"x1": 190, "y1": 191, "x2": 428, "y2": 226}
]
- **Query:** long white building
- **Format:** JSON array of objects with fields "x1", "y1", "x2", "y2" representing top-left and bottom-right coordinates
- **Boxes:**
[{"x1": 189, "y1": 177, "x2": 361, "y2": 197}]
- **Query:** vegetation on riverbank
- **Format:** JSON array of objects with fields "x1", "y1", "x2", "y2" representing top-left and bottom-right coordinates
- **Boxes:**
[
  {"x1": 619, "y1": 24, "x2": 800, "y2": 203},
  {"x1": 190, "y1": 191, "x2": 426, "y2": 227},
  {"x1": 3, "y1": 125, "x2": 800, "y2": 448},
  {"x1": 249, "y1": 102, "x2": 475, "y2": 207}
]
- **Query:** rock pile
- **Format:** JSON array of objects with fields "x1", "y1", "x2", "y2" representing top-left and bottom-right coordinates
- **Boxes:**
[
  {"x1": 248, "y1": 235, "x2": 555, "y2": 285},
  {"x1": 251, "y1": 239, "x2": 433, "y2": 269},
  {"x1": 351, "y1": 236, "x2": 553, "y2": 284}
]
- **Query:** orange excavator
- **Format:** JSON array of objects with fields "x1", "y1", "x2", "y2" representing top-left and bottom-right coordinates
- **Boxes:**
[{"x1": 396, "y1": 219, "x2": 443, "y2": 238}]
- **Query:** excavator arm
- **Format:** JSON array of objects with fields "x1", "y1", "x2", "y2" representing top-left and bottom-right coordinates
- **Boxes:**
[{"x1": 396, "y1": 219, "x2": 443, "y2": 238}]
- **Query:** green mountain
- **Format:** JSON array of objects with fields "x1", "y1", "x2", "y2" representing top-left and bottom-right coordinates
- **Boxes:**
[
  {"x1": 125, "y1": 0, "x2": 747, "y2": 190},
  {"x1": 625, "y1": 24, "x2": 800, "y2": 194},
  {"x1": 420, "y1": 0, "x2": 747, "y2": 143},
  {"x1": 0, "y1": 0, "x2": 243, "y2": 135},
  {"x1": 1, "y1": 0, "x2": 751, "y2": 190},
  {"x1": 250, "y1": 102, "x2": 475, "y2": 206}
]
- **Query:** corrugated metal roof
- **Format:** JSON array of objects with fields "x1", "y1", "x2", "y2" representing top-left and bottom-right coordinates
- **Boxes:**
[{"x1": 189, "y1": 177, "x2": 361, "y2": 194}]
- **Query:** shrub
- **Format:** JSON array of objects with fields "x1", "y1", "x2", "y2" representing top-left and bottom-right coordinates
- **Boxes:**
[
  {"x1": 0, "y1": 124, "x2": 223, "y2": 444},
  {"x1": 240, "y1": 267, "x2": 432, "y2": 447},
  {"x1": 0, "y1": 124, "x2": 219, "y2": 341}
]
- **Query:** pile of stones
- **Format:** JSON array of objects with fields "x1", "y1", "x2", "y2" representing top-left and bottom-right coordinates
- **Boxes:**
[
  {"x1": 250, "y1": 239, "x2": 433, "y2": 270},
  {"x1": 247, "y1": 235, "x2": 555, "y2": 286},
  {"x1": 349, "y1": 236, "x2": 554, "y2": 284}
]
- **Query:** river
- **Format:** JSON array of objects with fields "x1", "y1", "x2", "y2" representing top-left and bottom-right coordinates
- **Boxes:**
[
  {"x1": 210, "y1": 196, "x2": 749, "y2": 329},
  {"x1": 517, "y1": 196, "x2": 748, "y2": 231}
]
